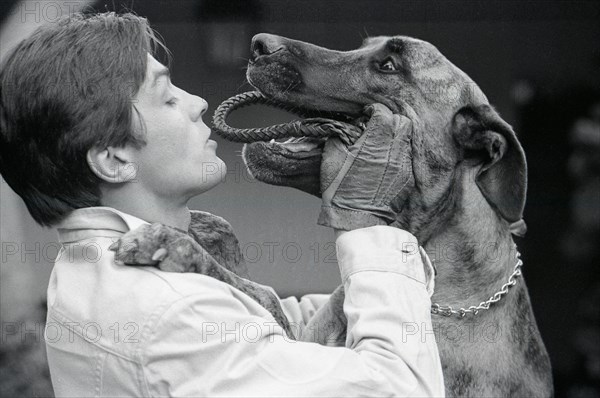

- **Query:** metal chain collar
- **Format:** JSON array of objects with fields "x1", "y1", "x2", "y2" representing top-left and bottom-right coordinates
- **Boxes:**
[{"x1": 430, "y1": 247, "x2": 523, "y2": 318}]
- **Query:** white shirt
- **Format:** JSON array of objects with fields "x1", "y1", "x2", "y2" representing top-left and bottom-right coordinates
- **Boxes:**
[{"x1": 46, "y1": 206, "x2": 444, "y2": 397}]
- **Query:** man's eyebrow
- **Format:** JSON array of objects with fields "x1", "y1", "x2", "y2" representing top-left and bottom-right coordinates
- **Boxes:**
[{"x1": 151, "y1": 67, "x2": 170, "y2": 88}]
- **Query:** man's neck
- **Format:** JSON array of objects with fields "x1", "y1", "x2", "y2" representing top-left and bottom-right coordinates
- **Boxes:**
[{"x1": 100, "y1": 188, "x2": 192, "y2": 231}]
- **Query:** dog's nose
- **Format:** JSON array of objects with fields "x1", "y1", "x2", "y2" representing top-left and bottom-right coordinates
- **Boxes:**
[{"x1": 251, "y1": 33, "x2": 284, "y2": 62}]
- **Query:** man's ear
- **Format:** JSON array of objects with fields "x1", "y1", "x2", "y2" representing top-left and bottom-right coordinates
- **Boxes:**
[
  {"x1": 86, "y1": 146, "x2": 138, "y2": 184},
  {"x1": 452, "y1": 105, "x2": 527, "y2": 223}
]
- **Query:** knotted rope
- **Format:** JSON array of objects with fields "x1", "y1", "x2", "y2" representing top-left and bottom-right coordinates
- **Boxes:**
[{"x1": 212, "y1": 91, "x2": 362, "y2": 146}]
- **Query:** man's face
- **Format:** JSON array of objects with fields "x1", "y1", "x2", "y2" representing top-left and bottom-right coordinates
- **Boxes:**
[{"x1": 130, "y1": 54, "x2": 225, "y2": 201}]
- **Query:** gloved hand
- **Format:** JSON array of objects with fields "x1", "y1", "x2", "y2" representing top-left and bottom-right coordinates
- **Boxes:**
[{"x1": 318, "y1": 103, "x2": 414, "y2": 231}]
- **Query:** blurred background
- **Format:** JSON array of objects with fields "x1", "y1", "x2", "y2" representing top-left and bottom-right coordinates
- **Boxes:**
[{"x1": 1, "y1": 1, "x2": 598, "y2": 396}]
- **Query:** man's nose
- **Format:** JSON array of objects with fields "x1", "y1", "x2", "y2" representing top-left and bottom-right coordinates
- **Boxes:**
[
  {"x1": 250, "y1": 33, "x2": 284, "y2": 62},
  {"x1": 190, "y1": 95, "x2": 208, "y2": 122}
]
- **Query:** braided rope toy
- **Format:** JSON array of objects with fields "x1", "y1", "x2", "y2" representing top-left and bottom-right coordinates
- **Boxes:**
[{"x1": 212, "y1": 91, "x2": 363, "y2": 146}]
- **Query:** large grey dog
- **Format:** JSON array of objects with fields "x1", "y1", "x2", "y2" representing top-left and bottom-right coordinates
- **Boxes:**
[{"x1": 113, "y1": 34, "x2": 553, "y2": 396}]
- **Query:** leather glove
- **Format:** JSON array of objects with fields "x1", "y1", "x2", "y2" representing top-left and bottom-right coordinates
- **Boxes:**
[{"x1": 318, "y1": 103, "x2": 414, "y2": 231}]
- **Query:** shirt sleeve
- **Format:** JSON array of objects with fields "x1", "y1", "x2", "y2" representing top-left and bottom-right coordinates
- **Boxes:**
[{"x1": 141, "y1": 225, "x2": 444, "y2": 397}]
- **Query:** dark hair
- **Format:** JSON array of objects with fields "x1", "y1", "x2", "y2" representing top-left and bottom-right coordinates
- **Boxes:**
[{"x1": 0, "y1": 12, "x2": 168, "y2": 226}]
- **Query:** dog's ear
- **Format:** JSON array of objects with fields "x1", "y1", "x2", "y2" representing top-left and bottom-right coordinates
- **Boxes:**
[{"x1": 452, "y1": 105, "x2": 527, "y2": 223}]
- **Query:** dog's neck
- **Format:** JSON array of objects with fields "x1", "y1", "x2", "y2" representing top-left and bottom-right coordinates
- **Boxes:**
[{"x1": 412, "y1": 165, "x2": 518, "y2": 309}]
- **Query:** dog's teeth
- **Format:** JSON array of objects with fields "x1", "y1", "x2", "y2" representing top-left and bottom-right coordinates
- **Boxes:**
[
  {"x1": 279, "y1": 139, "x2": 322, "y2": 153},
  {"x1": 270, "y1": 139, "x2": 275, "y2": 144}
]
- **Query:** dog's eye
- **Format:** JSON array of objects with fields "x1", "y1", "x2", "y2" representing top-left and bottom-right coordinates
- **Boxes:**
[{"x1": 379, "y1": 58, "x2": 398, "y2": 72}]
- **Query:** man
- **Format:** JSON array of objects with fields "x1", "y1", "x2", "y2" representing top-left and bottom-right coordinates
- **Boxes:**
[{"x1": 0, "y1": 12, "x2": 444, "y2": 396}]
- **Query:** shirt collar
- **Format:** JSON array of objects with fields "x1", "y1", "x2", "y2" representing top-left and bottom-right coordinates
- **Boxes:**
[{"x1": 56, "y1": 207, "x2": 149, "y2": 244}]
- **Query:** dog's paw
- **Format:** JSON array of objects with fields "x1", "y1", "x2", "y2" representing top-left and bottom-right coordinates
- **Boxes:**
[
  {"x1": 109, "y1": 224, "x2": 178, "y2": 265},
  {"x1": 109, "y1": 223, "x2": 202, "y2": 273}
]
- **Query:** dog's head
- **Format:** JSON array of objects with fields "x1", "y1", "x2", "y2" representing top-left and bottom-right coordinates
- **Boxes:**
[{"x1": 243, "y1": 34, "x2": 526, "y2": 236}]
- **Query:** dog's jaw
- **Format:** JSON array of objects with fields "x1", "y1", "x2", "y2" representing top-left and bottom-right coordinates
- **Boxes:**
[{"x1": 242, "y1": 142, "x2": 322, "y2": 197}]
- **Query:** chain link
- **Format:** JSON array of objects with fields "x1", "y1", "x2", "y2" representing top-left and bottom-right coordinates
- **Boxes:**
[{"x1": 431, "y1": 246, "x2": 523, "y2": 318}]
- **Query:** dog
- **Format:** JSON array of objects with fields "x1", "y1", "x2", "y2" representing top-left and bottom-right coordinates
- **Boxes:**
[
  {"x1": 113, "y1": 34, "x2": 553, "y2": 396},
  {"x1": 242, "y1": 33, "x2": 553, "y2": 397}
]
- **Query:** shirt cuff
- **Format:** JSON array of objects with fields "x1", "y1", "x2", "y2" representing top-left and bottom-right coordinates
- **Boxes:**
[{"x1": 335, "y1": 226, "x2": 428, "y2": 287}]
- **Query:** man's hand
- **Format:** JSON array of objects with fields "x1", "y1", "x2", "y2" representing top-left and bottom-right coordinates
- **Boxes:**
[{"x1": 318, "y1": 103, "x2": 414, "y2": 231}]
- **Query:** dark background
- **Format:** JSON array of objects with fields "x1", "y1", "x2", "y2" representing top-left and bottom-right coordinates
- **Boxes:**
[{"x1": 1, "y1": 1, "x2": 599, "y2": 396}]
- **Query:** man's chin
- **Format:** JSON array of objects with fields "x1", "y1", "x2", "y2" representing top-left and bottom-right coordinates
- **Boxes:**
[{"x1": 195, "y1": 158, "x2": 227, "y2": 192}]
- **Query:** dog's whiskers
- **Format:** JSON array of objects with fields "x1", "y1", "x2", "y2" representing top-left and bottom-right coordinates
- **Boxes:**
[
  {"x1": 236, "y1": 80, "x2": 252, "y2": 92},
  {"x1": 362, "y1": 26, "x2": 371, "y2": 40},
  {"x1": 282, "y1": 81, "x2": 295, "y2": 95}
]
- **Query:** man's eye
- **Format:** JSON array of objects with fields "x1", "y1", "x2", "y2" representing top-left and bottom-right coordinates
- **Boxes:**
[
  {"x1": 166, "y1": 98, "x2": 177, "y2": 106},
  {"x1": 379, "y1": 58, "x2": 397, "y2": 72}
]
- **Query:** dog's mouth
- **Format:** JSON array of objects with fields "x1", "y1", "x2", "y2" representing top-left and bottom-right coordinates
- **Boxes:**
[
  {"x1": 212, "y1": 80, "x2": 364, "y2": 195},
  {"x1": 240, "y1": 137, "x2": 324, "y2": 196},
  {"x1": 246, "y1": 102, "x2": 358, "y2": 162},
  {"x1": 253, "y1": 99, "x2": 358, "y2": 156},
  {"x1": 254, "y1": 137, "x2": 325, "y2": 160}
]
